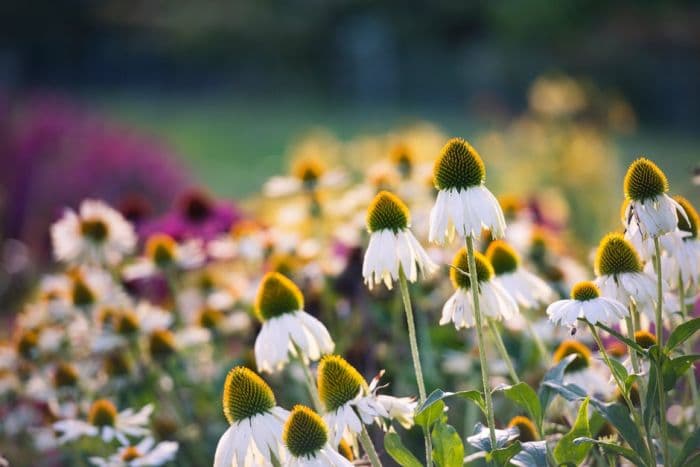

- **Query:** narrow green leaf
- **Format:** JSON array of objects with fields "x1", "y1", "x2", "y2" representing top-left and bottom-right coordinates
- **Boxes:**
[
  {"x1": 487, "y1": 441, "x2": 522, "y2": 466},
  {"x1": 607, "y1": 358, "x2": 629, "y2": 388},
  {"x1": 538, "y1": 354, "x2": 577, "y2": 414},
  {"x1": 384, "y1": 430, "x2": 422, "y2": 467},
  {"x1": 666, "y1": 317, "x2": 700, "y2": 352},
  {"x1": 554, "y1": 397, "x2": 591, "y2": 466},
  {"x1": 432, "y1": 422, "x2": 464, "y2": 467},
  {"x1": 574, "y1": 437, "x2": 648, "y2": 467},
  {"x1": 415, "y1": 399, "x2": 445, "y2": 431},
  {"x1": 595, "y1": 321, "x2": 645, "y2": 353},
  {"x1": 496, "y1": 382, "x2": 542, "y2": 434},
  {"x1": 663, "y1": 354, "x2": 700, "y2": 391},
  {"x1": 673, "y1": 427, "x2": 700, "y2": 467}
]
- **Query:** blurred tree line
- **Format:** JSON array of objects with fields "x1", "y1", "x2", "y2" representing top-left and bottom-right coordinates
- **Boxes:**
[{"x1": 0, "y1": 0, "x2": 699, "y2": 127}]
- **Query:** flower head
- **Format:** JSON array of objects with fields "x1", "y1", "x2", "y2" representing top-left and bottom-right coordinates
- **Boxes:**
[
  {"x1": 595, "y1": 233, "x2": 642, "y2": 276},
  {"x1": 508, "y1": 416, "x2": 539, "y2": 442},
  {"x1": 553, "y1": 340, "x2": 591, "y2": 373},
  {"x1": 450, "y1": 248, "x2": 494, "y2": 290},
  {"x1": 546, "y1": 281, "x2": 628, "y2": 329},
  {"x1": 366, "y1": 191, "x2": 410, "y2": 233},
  {"x1": 624, "y1": 158, "x2": 668, "y2": 202},
  {"x1": 283, "y1": 406, "x2": 352, "y2": 466},
  {"x1": 318, "y1": 355, "x2": 367, "y2": 412},
  {"x1": 223, "y1": 367, "x2": 276, "y2": 423},
  {"x1": 674, "y1": 195, "x2": 698, "y2": 239},
  {"x1": 255, "y1": 272, "x2": 304, "y2": 321},
  {"x1": 433, "y1": 138, "x2": 485, "y2": 190}
]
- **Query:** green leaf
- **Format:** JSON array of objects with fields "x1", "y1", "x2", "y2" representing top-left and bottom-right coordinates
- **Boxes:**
[
  {"x1": 487, "y1": 440, "x2": 522, "y2": 466},
  {"x1": 510, "y1": 441, "x2": 547, "y2": 467},
  {"x1": 415, "y1": 389, "x2": 486, "y2": 430},
  {"x1": 432, "y1": 422, "x2": 465, "y2": 467},
  {"x1": 538, "y1": 354, "x2": 577, "y2": 414},
  {"x1": 384, "y1": 430, "x2": 422, "y2": 467},
  {"x1": 607, "y1": 358, "x2": 629, "y2": 388},
  {"x1": 594, "y1": 321, "x2": 645, "y2": 354},
  {"x1": 495, "y1": 382, "x2": 542, "y2": 434},
  {"x1": 554, "y1": 397, "x2": 591, "y2": 466},
  {"x1": 466, "y1": 422, "x2": 519, "y2": 452},
  {"x1": 574, "y1": 437, "x2": 648, "y2": 467},
  {"x1": 644, "y1": 363, "x2": 660, "y2": 430},
  {"x1": 673, "y1": 427, "x2": 700, "y2": 467},
  {"x1": 666, "y1": 317, "x2": 700, "y2": 352},
  {"x1": 415, "y1": 399, "x2": 445, "y2": 431},
  {"x1": 663, "y1": 354, "x2": 700, "y2": 391}
]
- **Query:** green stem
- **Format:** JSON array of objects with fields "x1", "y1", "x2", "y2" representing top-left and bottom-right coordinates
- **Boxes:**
[
  {"x1": 292, "y1": 342, "x2": 323, "y2": 413},
  {"x1": 398, "y1": 268, "x2": 432, "y2": 466},
  {"x1": 465, "y1": 236, "x2": 498, "y2": 450},
  {"x1": 653, "y1": 237, "x2": 670, "y2": 467},
  {"x1": 525, "y1": 317, "x2": 549, "y2": 366},
  {"x1": 678, "y1": 276, "x2": 700, "y2": 426},
  {"x1": 358, "y1": 422, "x2": 383, "y2": 467},
  {"x1": 487, "y1": 318, "x2": 520, "y2": 383}
]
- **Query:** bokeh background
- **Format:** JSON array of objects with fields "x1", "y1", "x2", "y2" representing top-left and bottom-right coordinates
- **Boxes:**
[{"x1": 1, "y1": 1, "x2": 699, "y2": 305}]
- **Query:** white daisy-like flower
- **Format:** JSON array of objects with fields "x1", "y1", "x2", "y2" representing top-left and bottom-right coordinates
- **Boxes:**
[
  {"x1": 547, "y1": 281, "x2": 628, "y2": 330},
  {"x1": 362, "y1": 191, "x2": 438, "y2": 290},
  {"x1": 318, "y1": 355, "x2": 416, "y2": 445},
  {"x1": 429, "y1": 138, "x2": 506, "y2": 243},
  {"x1": 214, "y1": 367, "x2": 288, "y2": 467},
  {"x1": 53, "y1": 400, "x2": 152, "y2": 445},
  {"x1": 253, "y1": 272, "x2": 334, "y2": 373},
  {"x1": 51, "y1": 199, "x2": 136, "y2": 266},
  {"x1": 661, "y1": 196, "x2": 700, "y2": 291},
  {"x1": 263, "y1": 156, "x2": 347, "y2": 197},
  {"x1": 89, "y1": 437, "x2": 179, "y2": 466},
  {"x1": 439, "y1": 248, "x2": 519, "y2": 329},
  {"x1": 594, "y1": 233, "x2": 660, "y2": 319},
  {"x1": 283, "y1": 405, "x2": 353, "y2": 467},
  {"x1": 553, "y1": 340, "x2": 614, "y2": 400},
  {"x1": 485, "y1": 240, "x2": 554, "y2": 309},
  {"x1": 123, "y1": 234, "x2": 205, "y2": 281},
  {"x1": 623, "y1": 158, "x2": 688, "y2": 239}
]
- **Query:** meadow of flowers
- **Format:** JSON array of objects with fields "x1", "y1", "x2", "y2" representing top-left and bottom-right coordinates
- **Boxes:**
[{"x1": 1, "y1": 81, "x2": 698, "y2": 467}]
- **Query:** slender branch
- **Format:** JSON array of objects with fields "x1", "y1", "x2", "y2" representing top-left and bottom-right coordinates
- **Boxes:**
[
  {"x1": 653, "y1": 237, "x2": 670, "y2": 467},
  {"x1": 487, "y1": 318, "x2": 519, "y2": 383},
  {"x1": 292, "y1": 342, "x2": 323, "y2": 413},
  {"x1": 358, "y1": 422, "x2": 383, "y2": 467}
]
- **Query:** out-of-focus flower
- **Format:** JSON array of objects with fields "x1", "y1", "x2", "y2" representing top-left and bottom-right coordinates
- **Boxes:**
[
  {"x1": 264, "y1": 154, "x2": 347, "y2": 198},
  {"x1": 547, "y1": 281, "x2": 628, "y2": 330},
  {"x1": 123, "y1": 234, "x2": 205, "y2": 281},
  {"x1": 440, "y1": 248, "x2": 518, "y2": 329},
  {"x1": 485, "y1": 240, "x2": 553, "y2": 309},
  {"x1": 552, "y1": 340, "x2": 613, "y2": 399},
  {"x1": 213, "y1": 367, "x2": 288, "y2": 467},
  {"x1": 89, "y1": 437, "x2": 179, "y2": 467},
  {"x1": 429, "y1": 138, "x2": 506, "y2": 243},
  {"x1": 362, "y1": 191, "x2": 437, "y2": 290},
  {"x1": 253, "y1": 272, "x2": 333, "y2": 373},
  {"x1": 51, "y1": 199, "x2": 136, "y2": 266},
  {"x1": 53, "y1": 400, "x2": 152, "y2": 445},
  {"x1": 283, "y1": 405, "x2": 353, "y2": 467}
]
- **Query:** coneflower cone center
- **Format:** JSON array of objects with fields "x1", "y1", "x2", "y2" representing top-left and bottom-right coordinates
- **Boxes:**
[
  {"x1": 89, "y1": 399, "x2": 117, "y2": 427},
  {"x1": 508, "y1": 416, "x2": 539, "y2": 442},
  {"x1": 634, "y1": 330, "x2": 657, "y2": 349},
  {"x1": 72, "y1": 278, "x2": 95, "y2": 306},
  {"x1": 116, "y1": 311, "x2": 140, "y2": 335},
  {"x1": 595, "y1": 234, "x2": 642, "y2": 275},
  {"x1": 121, "y1": 447, "x2": 141, "y2": 461},
  {"x1": 450, "y1": 248, "x2": 494, "y2": 290},
  {"x1": 674, "y1": 196, "x2": 698, "y2": 238},
  {"x1": 433, "y1": 138, "x2": 485, "y2": 190},
  {"x1": 80, "y1": 219, "x2": 108, "y2": 242},
  {"x1": 146, "y1": 234, "x2": 177, "y2": 267},
  {"x1": 149, "y1": 330, "x2": 176, "y2": 359},
  {"x1": 255, "y1": 272, "x2": 304, "y2": 321},
  {"x1": 624, "y1": 158, "x2": 668, "y2": 201},
  {"x1": 222, "y1": 367, "x2": 275, "y2": 423},
  {"x1": 284, "y1": 405, "x2": 328, "y2": 458},
  {"x1": 53, "y1": 362, "x2": 79, "y2": 388},
  {"x1": 318, "y1": 355, "x2": 367, "y2": 411},
  {"x1": 485, "y1": 240, "x2": 520, "y2": 275},
  {"x1": 553, "y1": 340, "x2": 591, "y2": 373},
  {"x1": 366, "y1": 191, "x2": 410, "y2": 233},
  {"x1": 571, "y1": 281, "x2": 600, "y2": 301}
]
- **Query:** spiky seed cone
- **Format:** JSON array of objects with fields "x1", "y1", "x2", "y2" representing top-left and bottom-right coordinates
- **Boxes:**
[
  {"x1": 222, "y1": 367, "x2": 276, "y2": 423},
  {"x1": 508, "y1": 416, "x2": 539, "y2": 442},
  {"x1": 594, "y1": 233, "x2": 642, "y2": 276},
  {"x1": 571, "y1": 281, "x2": 601, "y2": 301},
  {"x1": 338, "y1": 439, "x2": 355, "y2": 461},
  {"x1": 366, "y1": 191, "x2": 410, "y2": 233},
  {"x1": 80, "y1": 219, "x2": 108, "y2": 242},
  {"x1": 115, "y1": 311, "x2": 140, "y2": 335},
  {"x1": 53, "y1": 362, "x2": 79, "y2": 388},
  {"x1": 146, "y1": 234, "x2": 177, "y2": 267},
  {"x1": 634, "y1": 330, "x2": 657, "y2": 349},
  {"x1": 198, "y1": 308, "x2": 224, "y2": 330},
  {"x1": 89, "y1": 399, "x2": 118, "y2": 427},
  {"x1": 284, "y1": 405, "x2": 329, "y2": 458},
  {"x1": 624, "y1": 158, "x2": 669, "y2": 201},
  {"x1": 433, "y1": 138, "x2": 485, "y2": 190},
  {"x1": 149, "y1": 329, "x2": 176, "y2": 360},
  {"x1": 255, "y1": 272, "x2": 304, "y2": 321},
  {"x1": 317, "y1": 355, "x2": 368, "y2": 412},
  {"x1": 450, "y1": 247, "x2": 494, "y2": 290},
  {"x1": 674, "y1": 195, "x2": 698, "y2": 238},
  {"x1": 553, "y1": 340, "x2": 591, "y2": 373},
  {"x1": 121, "y1": 447, "x2": 141, "y2": 461},
  {"x1": 104, "y1": 352, "x2": 131, "y2": 377},
  {"x1": 485, "y1": 240, "x2": 520, "y2": 275}
]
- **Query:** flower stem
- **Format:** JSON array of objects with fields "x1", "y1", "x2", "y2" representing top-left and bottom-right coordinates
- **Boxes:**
[
  {"x1": 292, "y1": 342, "x2": 323, "y2": 413},
  {"x1": 525, "y1": 318, "x2": 549, "y2": 366},
  {"x1": 678, "y1": 276, "x2": 700, "y2": 426},
  {"x1": 398, "y1": 267, "x2": 432, "y2": 466},
  {"x1": 465, "y1": 236, "x2": 497, "y2": 450},
  {"x1": 653, "y1": 237, "x2": 670, "y2": 467},
  {"x1": 358, "y1": 422, "x2": 383, "y2": 467},
  {"x1": 487, "y1": 318, "x2": 519, "y2": 384}
]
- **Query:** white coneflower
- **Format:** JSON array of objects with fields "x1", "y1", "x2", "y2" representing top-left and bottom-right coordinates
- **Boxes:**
[
  {"x1": 53, "y1": 399, "x2": 152, "y2": 445},
  {"x1": 213, "y1": 367, "x2": 288, "y2": 467},
  {"x1": 283, "y1": 405, "x2": 353, "y2": 467},
  {"x1": 51, "y1": 199, "x2": 136, "y2": 266},
  {"x1": 623, "y1": 158, "x2": 687, "y2": 239},
  {"x1": 253, "y1": 272, "x2": 333, "y2": 373},
  {"x1": 123, "y1": 234, "x2": 204, "y2": 280},
  {"x1": 439, "y1": 248, "x2": 518, "y2": 329},
  {"x1": 89, "y1": 437, "x2": 179, "y2": 466},
  {"x1": 547, "y1": 281, "x2": 628, "y2": 330},
  {"x1": 485, "y1": 240, "x2": 554, "y2": 309},
  {"x1": 552, "y1": 340, "x2": 613, "y2": 399},
  {"x1": 263, "y1": 156, "x2": 346, "y2": 197},
  {"x1": 594, "y1": 233, "x2": 658, "y2": 318},
  {"x1": 663, "y1": 196, "x2": 700, "y2": 290},
  {"x1": 429, "y1": 138, "x2": 506, "y2": 243},
  {"x1": 362, "y1": 191, "x2": 437, "y2": 290},
  {"x1": 318, "y1": 355, "x2": 416, "y2": 445}
]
